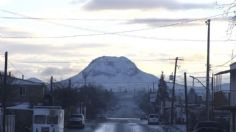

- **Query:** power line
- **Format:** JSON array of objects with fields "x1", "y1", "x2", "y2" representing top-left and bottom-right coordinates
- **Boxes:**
[
  {"x1": 2, "y1": 32, "x2": 236, "y2": 42},
  {"x1": 0, "y1": 9, "x2": 235, "y2": 39},
  {"x1": 12, "y1": 59, "x2": 207, "y2": 64},
  {"x1": 0, "y1": 16, "x2": 231, "y2": 22},
  {"x1": 213, "y1": 54, "x2": 236, "y2": 67},
  {"x1": 0, "y1": 16, "x2": 133, "y2": 21},
  {"x1": 9, "y1": 61, "x2": 24, "y2": 75}
]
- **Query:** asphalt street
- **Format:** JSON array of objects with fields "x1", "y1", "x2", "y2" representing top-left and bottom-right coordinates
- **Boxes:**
[{"x1": 65, "y1": 118, "x2": 184, "y2": 132}]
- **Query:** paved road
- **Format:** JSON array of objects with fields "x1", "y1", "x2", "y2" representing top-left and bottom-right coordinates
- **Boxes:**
[
  {"x1": 105, "y1": 93, "x2": 144, "y2": 118},
  {"x1": 65, "y1": 118, "x2": 181, "y2": 132}
]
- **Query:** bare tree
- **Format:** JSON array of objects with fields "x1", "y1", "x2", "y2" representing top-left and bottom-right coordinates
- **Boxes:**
[{"x1": 218, "y1": 1, "x2": 236, "y2": 36}]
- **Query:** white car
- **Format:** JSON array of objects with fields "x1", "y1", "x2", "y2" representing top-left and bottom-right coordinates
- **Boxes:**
[
  {"x1": 67, "y1": 114, "x2": 85, "y2": 128},
  {"x1": 148, "y1": 114, "x2": 159, "y2": 125}
]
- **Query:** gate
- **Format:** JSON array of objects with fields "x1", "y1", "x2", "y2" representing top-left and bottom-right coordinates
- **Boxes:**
[
  {"x1": 6, "y1": 115, "x2": 15, "y2": 132},
  {"x1": 0, "y1": 115, "x2": 15, "y2": 132}
]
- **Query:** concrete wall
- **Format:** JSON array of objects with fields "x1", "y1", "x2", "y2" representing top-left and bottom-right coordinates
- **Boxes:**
[
  {"x1": 230, "y1": 64, "x2": 236, "y2": 106},
  {"x1": 230, "y1": 63, "x2": 236, "y2": 132}
]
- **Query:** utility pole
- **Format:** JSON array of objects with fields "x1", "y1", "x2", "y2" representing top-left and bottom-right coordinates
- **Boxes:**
[
  {"x1": 153, "y1": 82, "x2": 155, "y2": 92},
  {"x1": 206, "y1": 19, "x2": 211, "y2": 120},
  {"x1": 2, "y1": 52, "x2": 8, "y2": 132},
  {"x1": 50, "y1": 76, "x2": 53, "y2": 106},
  {"x1": 68, "y1": 79, "x2": 71, "y2": 89},
  {"x1": 171, "y1": 57, "x2": 183, "y2": 124},
  {"x1": 192, "y1": 76, "x2": 195, "y2": 88},
  {"x1": 184, "y1": 72, "x2": 189, "y2": 132},
  {"x1": 232, "y1": 50, "x2": 234, "y2": 64},
  {"x1": 211, "y1": 74, "x2": 214, "y2": 120}
]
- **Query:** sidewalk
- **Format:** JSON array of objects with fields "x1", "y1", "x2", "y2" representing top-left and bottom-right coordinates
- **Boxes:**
[{"x1": 162, "y1": 125, "x2": 186, "y2": 132}]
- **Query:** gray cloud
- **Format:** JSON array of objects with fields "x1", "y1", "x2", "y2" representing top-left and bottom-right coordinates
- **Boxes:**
[
  {"x1": 40, "y1": 67, "x2": 79, "y2": 76},
  {"x1": 64, "y1": 43, "x2": 109, "y2": 49},
  {"x1": 0, "y1": 26, "x2": 33, "y2": 38},
  {"x1": 0, "y1": 41, "x2": 49, "y2": 54},
  {"x1": 127, "y1": 18, "x2": 202, "y2": 27},
  {"x1": 83, "y1": 0, "x2": 214, "y2": 11},
  {"x1": 0, "y1": 41, "x2": 109, "y2": 55}
]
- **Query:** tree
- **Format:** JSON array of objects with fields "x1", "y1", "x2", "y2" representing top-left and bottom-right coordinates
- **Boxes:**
[
  {"x1": 156, "y1": 72, "x2": 169, "y2": 106},
  {"x1": 156, "y1": 72, "x2": 169, "y2": 121},
  {"x1": 135, "y1": 91, "x2": 152, "y2": 114},
  {"x1": 52, "y1": 83, "x2": 115, "y2": 119},
  {"x1": 53, "y1": 86, "x2": 80, "y2": 119},
  {"x1": 219, "y1": 1, "x2": 236, "y2": 36},
  {"x1": 77, "y1": 85, "x2": 114, "y2": 119},
  {"x1": 188, "y1": 88, "x2": 199, "y2": 104}
]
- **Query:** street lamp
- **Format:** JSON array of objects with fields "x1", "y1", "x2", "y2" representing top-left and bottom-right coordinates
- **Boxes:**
[
  {"x1": 189, "y1": 76, "x2": 206, "y2": 88},
  {"x1": 189, "y1": 75, "x2": 213, "y2": 120}
]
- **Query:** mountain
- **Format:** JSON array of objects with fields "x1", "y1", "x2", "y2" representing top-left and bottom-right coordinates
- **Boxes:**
[
  {"x1": 27, "y1": 77, "x2": 44, "y2": 84},
  {"x1": 62, "y1": 56, "x2": 159, "y2": 91}
]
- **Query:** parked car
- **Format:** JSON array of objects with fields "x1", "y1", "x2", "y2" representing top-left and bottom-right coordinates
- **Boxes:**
[
  {"x1": 140, "y1": 114, "x2": 147, "y2": 120},
  {"x1": 148, "y1": 114, "x2": 159, "y2": 125},
  {"x1": 192, "y1": 121, "x2": 225, "y2": 132},
  {"x1": 67, "y1": 114, "x2": 85, "y2": 128}
]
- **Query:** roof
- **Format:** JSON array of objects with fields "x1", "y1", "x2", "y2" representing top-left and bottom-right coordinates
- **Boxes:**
[
  {"x1": 7, "y1": 103, "x2": 32, "y2": 110},
  {"x1": 9, "y1": 77, "x2": 45, "y2": 86},
  {"x1": 215, "y1": 70, "x2": 230, "y2": 75},
  {"x1": 231, "y1": 62, "x2": 236, "y2": 70},
  {"x1": 215, "y1": 63, "x2": 236, "y2": 75},
  {"x1": 34, "y1": 106, "x2": 62, "y2": 109},
  {"x1": 215, "y1": 106, "x2": 236, "y2": 111}
]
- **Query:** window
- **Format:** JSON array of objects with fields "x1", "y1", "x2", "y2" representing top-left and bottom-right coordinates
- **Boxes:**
[
  {"x1": 47, "y1": 116, "x2": 58, "y2": 124},
  {"x1": 71, "y1": 114, "x2": 83, "y2": 118},
  {"x1": 34, "y1": 115, "x2": 46, "y2": 124},
  {"x1": 149, "y1": 114, "x2": 159, "y2": 118},
  {"x1": 20, "y1": 87, "x2": 26, "y2": 96}
]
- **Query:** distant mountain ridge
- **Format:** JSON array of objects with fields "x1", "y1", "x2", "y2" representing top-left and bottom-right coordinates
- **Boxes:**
[
  {"x1": 61, "y1": 56, "x2": 159, "y2": 91},
  {"x1": 27, "y1": 77, "x2": 44, "y2": 83}
]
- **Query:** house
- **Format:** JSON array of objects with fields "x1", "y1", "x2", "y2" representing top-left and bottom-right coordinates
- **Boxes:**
[
  {"x1": 0, "y1": 76, "x2": 46, "y2": 106},
  {"x1": 214, "y1": 62, "x2": 236, "y2": 132}
]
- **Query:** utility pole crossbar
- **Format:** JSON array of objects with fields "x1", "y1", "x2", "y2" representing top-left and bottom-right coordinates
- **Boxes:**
[{"x1": 170, "y1": 57, "x2": 183, "y2": 124}]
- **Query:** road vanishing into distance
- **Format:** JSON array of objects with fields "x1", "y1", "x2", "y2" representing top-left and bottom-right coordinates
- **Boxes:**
[
  {"x1": 65, "y1": 93, "x2": 185, "y2": 132},
  {"x1": 65, "y1": 118, "x2": 185, "y2": 132}
]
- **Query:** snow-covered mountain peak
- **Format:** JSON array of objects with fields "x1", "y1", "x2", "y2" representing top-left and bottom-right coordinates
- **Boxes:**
[
  {"x1": 83, "y1": 56, "x2": 139, "y2": 77},
  {"x1": 63, "y1": 56, "x2": 159, "y2": 91}
]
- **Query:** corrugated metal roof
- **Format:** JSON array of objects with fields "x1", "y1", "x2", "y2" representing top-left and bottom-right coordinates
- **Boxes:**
[{"x1": 215, "y1": 70, "x2": 231, "y2": 75}]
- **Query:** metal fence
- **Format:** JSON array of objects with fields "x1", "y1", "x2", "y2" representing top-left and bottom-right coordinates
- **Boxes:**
[
  {"x1": 0, "y1": 115, "x2": 15, "y2": 132},
  {"x1": 6, "y1": 115, "x2": 15, "y2": 132},
  {"x1": 214, "y1": 90, "x2": 236, "y2": 108}
]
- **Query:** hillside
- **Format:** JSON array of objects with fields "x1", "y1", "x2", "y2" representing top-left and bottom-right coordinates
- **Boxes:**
[{"x1": 61, "y1": 56, "x2": 159, "y2": 91}]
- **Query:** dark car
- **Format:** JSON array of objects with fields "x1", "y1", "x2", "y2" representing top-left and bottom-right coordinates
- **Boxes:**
[
  {"x1": 148, "y1": 114, "x2": 159, "y2": 125},
  {"x1": 193, "y1": 127, "x2": 225, "y2": 132},
  {"x1": 67, "y1": 114, "x2": 85, "y2": 128},
  {"x1": 193, "y1": 121, "x2": 226, "y2": 132}
]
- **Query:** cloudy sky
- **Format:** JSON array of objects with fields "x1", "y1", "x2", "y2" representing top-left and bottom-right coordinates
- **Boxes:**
[{"x1": 0, "y1": 0, "x2": 235, "y2": 83}]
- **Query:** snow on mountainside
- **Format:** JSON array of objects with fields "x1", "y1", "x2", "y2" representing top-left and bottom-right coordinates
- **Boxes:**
[
  {"x1": 27, "y1": 77, "x2": 44, "y2": 83},
  {"x1": 63, "y1": 56, "x2": 159, "y2": 91}
]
